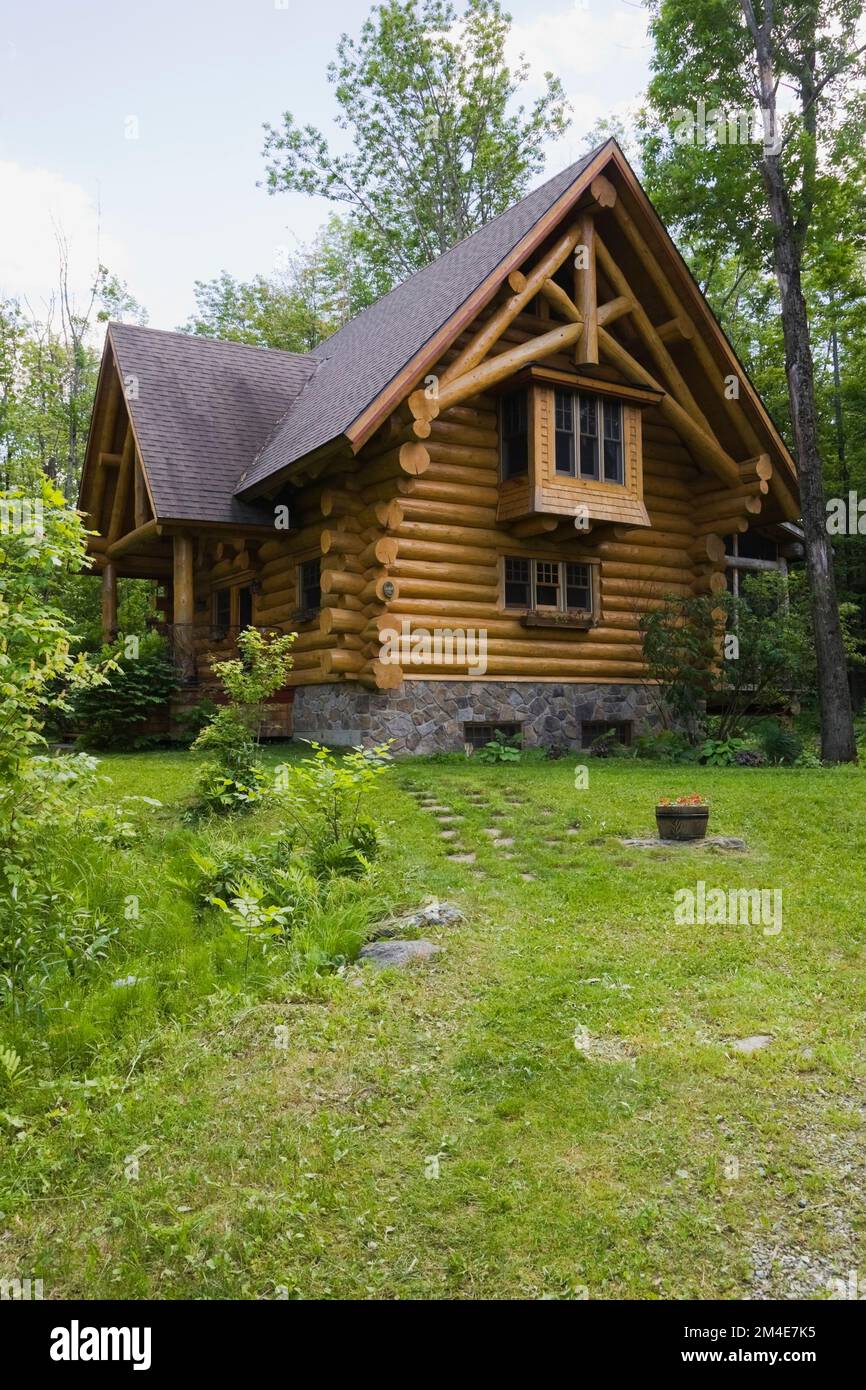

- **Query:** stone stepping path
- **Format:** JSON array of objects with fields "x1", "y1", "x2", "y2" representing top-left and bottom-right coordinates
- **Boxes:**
[
  {"x1": 447, "y1": 851, "x2": 476, "y2": 864},
  {"x1": 440, "y1": 829, "x2": 458, "y2": 840}
]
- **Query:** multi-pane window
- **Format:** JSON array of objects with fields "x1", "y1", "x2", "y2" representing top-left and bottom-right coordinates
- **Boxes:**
[
  {"x1": 504, "y1": 557, "x2": 593, "y2": 613},
  {"x1": 504, "y1": 556, "x2": 531, "y2": 607},
  {"x1": 298, "y1": 558, "x2": 321, "y2": 613},
  {"x1": 500, "y1": 389, "x2": 529, "y2": 478},
  {"x1": 213, "y1": 587, "x2": 231, "y2": 633},
  {"x1": 555, "y1": 390, "x2": 624, "y2": 484}
]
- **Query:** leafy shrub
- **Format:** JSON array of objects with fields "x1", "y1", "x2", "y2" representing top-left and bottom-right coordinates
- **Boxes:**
[
  {"x1": 276, "y1": 741, "x2": 391, "y2": 872},
  {"x1": 733, "y1": 748, "x2": 766, "y2": 767},
  {"x1": 173, "y1": 698, "x2": 218, "y2": 743},
  {"x1": 189, "y1": 629, "x2": 295, "y2": 814},
  {"x1": 71, "y1": 633, "x2": 178, "y2": 749},
  {"x1": 631, "y1": 730, "x2": 696, "y2": 762},
  {"x1": 700, "y1": 737, "x2": 749, "y2": 767},
  {"x1": 477, "y1": 730, "x2": 521, "y2": 763},
  {"x1": 187, "y1": 833, "x2": 295, "y2": 908},
  {"x1": 207, "y1": 860, "x2": 376, "y2": 985},
  {"x1": 308, "y1": 819, "x2": 380, "y2": 880},
  {"x1": 756, "y1": 719, "x2": 803, "y2": 765}
]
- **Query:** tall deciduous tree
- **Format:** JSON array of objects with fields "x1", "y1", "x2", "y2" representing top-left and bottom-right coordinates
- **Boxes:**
[
  {"x1": 640, "y1": 0, "x2": 866, "y2": 762},
  {"x1": 261, "y1": 0, "x2": 571, "y2": 286},
  {"x1": 181, "y1": 217, "x2": 385, "y2": 351}
]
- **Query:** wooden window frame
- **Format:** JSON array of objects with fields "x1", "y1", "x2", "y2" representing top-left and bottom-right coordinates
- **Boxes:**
[
  {"x1": 554, "y1": 388, "x2": 624, "y2": 485},
  {"x1": 501, "y1": 554, "x2": 600, "y2": 626},
  {"x1": 296, "y1": 555, "x2": 322, "y2": 619},
  {"x1": 499, "y1": 387, "x2": 530, "y2": 481}
]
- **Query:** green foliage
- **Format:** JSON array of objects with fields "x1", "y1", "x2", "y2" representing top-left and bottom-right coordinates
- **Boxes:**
[
  {"x1": 261, "y1": 0, "x2": 571, "y2": 288},
  {"x1": 180, "y1": 216, "x2": 381, "y2": 351},
  {"x1": 70, "y1": 632, "x2": 178, "y2": 749},
  {"x1": 190, "y1": 629, "x2": 296, "y2": 815},
  {"x1": 700, "y1": 737, "x2": 749, "y2": 768},
  {"x1": 211, "y1": 627, "x2": 296, "y2": 710},
  {"x1": 187, "y1": 833, "x2": 296, "y2": 908},
  {"x1": 477, "y1": 730, "x2": 522, "y2": 763},
  {"x1": 172, "y1": 699, "x2": 218, "y2": 743},
  {"x1": 631, "y1": 730, "x2": 697, "y2": 763},
  {"x1": 755, "y1": 719, "x2": 804, "y2": 765},
  {"x1": 587, "y1": 728, "x2": 628, "y2": 759},
  {"x1": 638, "y1": 594, "x2": 720, "y2": 739},
  {"x1": 639, "y1": 574, "x2": 847, "y2": 743},
  {"x1": 276, "y1": 741, "x2": 391, "y2": 870}
]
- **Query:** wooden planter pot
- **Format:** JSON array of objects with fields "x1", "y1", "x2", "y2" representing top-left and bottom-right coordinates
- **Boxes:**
[{"x1": 655, "y1": 805, "x2": 709, "y2": 841}]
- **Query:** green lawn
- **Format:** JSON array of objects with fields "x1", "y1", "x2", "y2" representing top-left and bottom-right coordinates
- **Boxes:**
[{"x1": 1, "y1": 749, "x2": 864, "y2": 1300}]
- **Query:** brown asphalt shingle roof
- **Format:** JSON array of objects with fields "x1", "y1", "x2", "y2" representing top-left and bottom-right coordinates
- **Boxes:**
[
  {"x1": 236, "y1": 145, "x2": 603, "y2": 496},
  {"x1": 108, "y1": 323, "x2": 317, "y2": 526}
]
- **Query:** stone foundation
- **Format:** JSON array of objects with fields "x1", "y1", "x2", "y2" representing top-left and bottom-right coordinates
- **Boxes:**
[{"x1": 291, "y1": 680, "x2": 660, "y2": 755}]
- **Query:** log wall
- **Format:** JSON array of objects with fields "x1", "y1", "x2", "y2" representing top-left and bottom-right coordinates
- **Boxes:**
[{"x1": 190, "y1": 299, "x2": 772, "y2": 692}]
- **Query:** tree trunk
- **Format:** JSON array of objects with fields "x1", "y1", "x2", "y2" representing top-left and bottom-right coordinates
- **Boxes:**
[{"x1": 747, "y1": 11, "x2": 857, "y2": 762}]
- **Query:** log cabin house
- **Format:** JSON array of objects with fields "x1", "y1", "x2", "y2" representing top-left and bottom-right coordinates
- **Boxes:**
[{"x1": 78, "y1": 140, "x2": 801, "y2": 753}]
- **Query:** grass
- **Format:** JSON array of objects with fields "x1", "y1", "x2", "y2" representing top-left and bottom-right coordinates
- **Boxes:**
[{"x1": 1, "y1": 747, "x2": 864, "y2": 1300}]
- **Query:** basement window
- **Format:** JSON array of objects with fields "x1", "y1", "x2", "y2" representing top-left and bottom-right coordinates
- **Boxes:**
[
  {"x1": 463, "y1": 720, "x2": 523, "y2": 750},
  {"x1": 504, "y1": 556, "x2": 593, "y2": 615},
  {"x1": 500, "y1": 389, "x2": 529, "y2": 479},
  {"x1": 581, "y1": 720, "x2": 632, "y2": 749},
  {"x1": 555, "y1": 390, "x2": 624, "y2": 484}
]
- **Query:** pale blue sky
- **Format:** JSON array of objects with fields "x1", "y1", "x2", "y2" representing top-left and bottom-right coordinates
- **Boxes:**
[{"x1": 0, "y1": 0, "x2": 651, "y2": 330}]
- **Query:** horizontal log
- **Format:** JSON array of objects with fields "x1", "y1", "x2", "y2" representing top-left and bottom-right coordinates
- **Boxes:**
[
  {"x1": 394, "y1": 537, "x2": 503, "y2": 567},
  {"x1": 360, "y1": 537, "x2": 399, "y2": 568},
  {"x1": 321, "y1": 529, "x2": 364, "y2": 555},
  {"x1": 320, "y1": 568, "x2": 367, "y2": 597},
  {"x1": 602, "y1": 577, "x2": 693, "y2": 599},
  {"x1": 320, "y1": 607, "x2": 367, "y2": 636},
  {"x1": 398, "y1": 497, "x2": 496, "y2": 529},
  {"x1": 391, "y1": 576, "x2": 499, "y2": 602},
  {"x1": 423, "y1": 461, "x2": 499, "y2": 489},
  {"x1": 321, "y1": 649, "x2": 365, "y2": 675},
  {"x1": 396, "y1": 520, "x2": 503, "y2": 549},
  {"x1": 596, "y1": 541, "x2": 691, "y2": 569},
  {"x1": 390, "y1": 557, "x2": 497, "y2": 585},
  {"x1": 397, "y1": 476, "x2": 500, "y2": 509}
]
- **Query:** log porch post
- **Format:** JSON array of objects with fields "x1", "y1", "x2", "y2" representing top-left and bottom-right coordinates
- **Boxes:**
[
  {"x1": 101, "y1": 562, "x2": 117, "y2": 642},
  {"x1": 172, "y1": 532, "x2": 196, "y2": 681}
]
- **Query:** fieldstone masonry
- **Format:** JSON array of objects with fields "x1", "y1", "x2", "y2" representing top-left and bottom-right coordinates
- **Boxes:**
[{"x1": 292, "y1": 680, "x2": 660, "y2": 755}]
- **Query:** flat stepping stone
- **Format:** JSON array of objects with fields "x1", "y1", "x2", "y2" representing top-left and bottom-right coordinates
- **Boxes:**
[
  {"x1": 566, "y1": 827, "x2": 581, "y2": 836},
  {"x1": 359, "y1": 939, "x2": 441, "y2": 969},
  {"x1": 543, "y1": 838, "x2": 562, "y2": 847},
  {"x1": 620, "y1": 836, "x2": 747, "y2": 851},
  {"x1": 447, "y1": 852, "x2": 476, "y2": 864},
  {"x1": 493, "y1": 836, "x2": 514, "y2": 848},
  {"x1": 402, "y1": 901, "x2": 463, "y2": 929},
  {"x1": 482, "y1": 827, "x2": 501, "y2": 837},
  {"x1": 436, "y1": 814, "x2": 464, "y2": 824},
  {"x1": 440, "y1": 829, "x2": 458, "y2": 840},
  {"x1": 521, "y1": 873, "x2": 536, "y2": 882},
  {"x1": 731, "y1": 1034, "x2": 773, "y2": 1054},
  {"x1": 425, "y1": 804, "x2": 452, "y2": 814}
]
